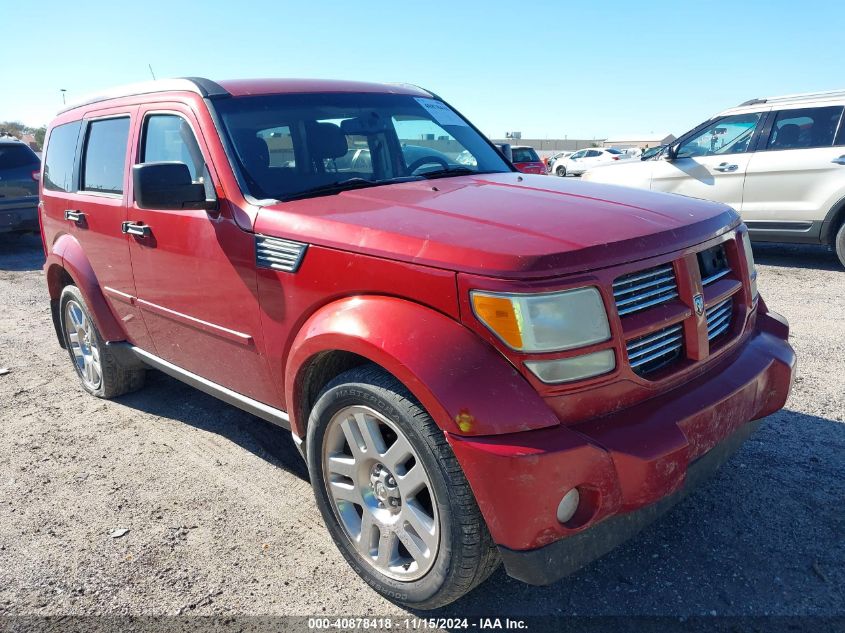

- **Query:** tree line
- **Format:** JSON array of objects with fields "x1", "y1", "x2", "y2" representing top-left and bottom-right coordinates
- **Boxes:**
[{"x1": 0, "y1": 121, "x2": 47, "y2": 150}]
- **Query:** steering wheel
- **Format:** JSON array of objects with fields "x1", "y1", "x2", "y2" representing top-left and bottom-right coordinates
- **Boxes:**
[{"x1": 407, "y1": 155, "x2": 449, "y2": 175}]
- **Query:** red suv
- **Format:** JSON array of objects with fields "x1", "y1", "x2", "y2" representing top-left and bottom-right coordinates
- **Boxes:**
[{"x1": 40, "y1": 78, "x2": 795, "y2": 608}]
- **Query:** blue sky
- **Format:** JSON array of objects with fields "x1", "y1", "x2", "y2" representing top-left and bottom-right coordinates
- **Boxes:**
[{"x1": 2, "y1": 0, "x2": 841, "y2": 139}]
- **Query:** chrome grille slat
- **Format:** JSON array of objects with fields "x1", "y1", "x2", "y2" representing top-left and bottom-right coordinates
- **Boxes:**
[
  {"x1": 255, "y1": 235, "x2": 308, "y2": 273},
  {"x1": 612, "y1": 273, "x2": 675, "y2": 297},
  {"x1": 626, "y1": 324, "x2": 683, "y2": 351},
  {"x1": 701, "y1": 268, "x2": 730, "y2": 286},
  {"x1": 706, "y1": 297, "x2": 733, "y2": 341},
  {"x1": 613, "y1": 264, "x2": 679, "y2": 317},
  {"x1": 612, "y1": 266, "x2": 671, "y2": 287},
  {"x1": 625, "y1": 323, "x2": 684, "y2": 375},
  {"x1": 627, "y1": 334, "x2": 684, "y2": 362}
]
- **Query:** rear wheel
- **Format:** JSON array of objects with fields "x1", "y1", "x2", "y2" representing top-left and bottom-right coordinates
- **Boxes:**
[
  {"x1": 835, "y1": 221, "x2": 845, "y2": 268},
  {"x1": 59, "y1": 285, "x2": 145, "y2": 398},
  {"x1": 306, "y1": 365, "x2": 499, "y2": 608},
  {"x1": 556, "y1": 165, "x2": 566, "y2": 177}
]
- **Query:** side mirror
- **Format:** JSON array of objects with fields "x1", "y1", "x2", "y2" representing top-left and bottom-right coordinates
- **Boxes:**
[
  {"x1": 133, "y1": 162, "x2": 217, "y2": 211},
  {"x1": 663, "y1": 144, "x2": 679, "y2": 161},
  {"x1": 498, "y1": 143, "x2": 513, "y2": 162}
]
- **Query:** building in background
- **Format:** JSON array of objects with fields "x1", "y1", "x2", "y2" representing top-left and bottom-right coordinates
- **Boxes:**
[{"x1": 602, "y1": 133, "x2": 676, "y2": 150}]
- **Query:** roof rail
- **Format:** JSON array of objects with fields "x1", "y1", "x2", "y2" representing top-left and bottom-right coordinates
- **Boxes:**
[
  {"x1": 57, "y1": 77, "x2": 229, "y2": 114},
  {"x1": 736, "y1": 88, "x2": 845, "y2": 108}
]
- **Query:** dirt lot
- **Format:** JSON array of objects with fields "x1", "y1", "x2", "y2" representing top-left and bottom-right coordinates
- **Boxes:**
[{"x1": 0, "y1": 233, "x2": 843, "y2": 621}]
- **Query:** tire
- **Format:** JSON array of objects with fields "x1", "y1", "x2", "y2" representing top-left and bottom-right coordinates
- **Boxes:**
[
  {"x1": 835, "y1": 221, "x2": 845, "y2": 269},
  {"x1": 306, "y1": 364, "x2": 499, "y2": 609},
  {"x1": 59, "y1": 285, "x2": 146, "y2": 398},
  {"x1": 556, "y1": 165, "x2": 566, "y2": 177}
]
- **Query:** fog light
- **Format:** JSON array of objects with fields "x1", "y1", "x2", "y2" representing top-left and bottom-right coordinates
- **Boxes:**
[
  {"x1": 556, "y1": 488, "x2": 580, "y2": 524},
  {"x1": 525, "y1": 349, "x2": 615, "y2": 384}
]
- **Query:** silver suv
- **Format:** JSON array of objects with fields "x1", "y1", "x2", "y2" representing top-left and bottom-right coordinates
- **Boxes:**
[{"x1": 582, "y1": 89, "x2": 845, "y2": 267}]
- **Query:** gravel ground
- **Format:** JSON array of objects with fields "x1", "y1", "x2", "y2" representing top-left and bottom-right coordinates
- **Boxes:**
[{"x1": 0, "y1": 233, "x2": 843, "y2": 622}]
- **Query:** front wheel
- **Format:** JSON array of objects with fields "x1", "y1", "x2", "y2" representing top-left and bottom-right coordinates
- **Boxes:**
[
  {"x1": 556, "y1": 165, "x2": 566, "y2": 177},
  {"x1": 835, "y1": 221, "x2": 845, "y2": 269},
  {"x1": 306, "y1": 365, "x2": 499, "y2": 608}
]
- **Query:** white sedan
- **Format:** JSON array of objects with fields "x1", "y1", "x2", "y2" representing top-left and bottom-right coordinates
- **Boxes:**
[{"x1": 557, "y1": 147, "x2": 628, "y2": 176}]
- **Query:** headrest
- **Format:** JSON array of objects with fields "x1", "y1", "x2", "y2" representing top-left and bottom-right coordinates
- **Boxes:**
[
  {"x1": 776, "y1": 123, "x2": 800, "y2": 146},
  {"x1": 307, "y1": 122, "x2": 348, "y2": 159},
  {"x1": 235, "y1": 132, "x2": 270, "y2": 169}
]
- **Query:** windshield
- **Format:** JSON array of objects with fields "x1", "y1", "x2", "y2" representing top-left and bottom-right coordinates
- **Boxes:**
[
  {"x1": 214, "y1": 93, "x2": 511, "y2": 201},
  {"x1": 511, "y1": 147, "x2": 540, "y2": 162},
  {"x1": 605, "y1": 148, "x2": 623, "y2": 155}
]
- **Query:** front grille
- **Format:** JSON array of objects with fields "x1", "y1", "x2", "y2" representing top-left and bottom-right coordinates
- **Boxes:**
[
  {"x1": 699, "y1": 243, "x2": 730, "y2": 286},
  {"x1": 613, "y1": 264, "x2": 679, "y2": 317},
  {"x1": 706, "y1": 298, "x2": 733, "y2": 340},
  {"x1": 626, "y1": 323, "x2": 684, "y2": 376}
]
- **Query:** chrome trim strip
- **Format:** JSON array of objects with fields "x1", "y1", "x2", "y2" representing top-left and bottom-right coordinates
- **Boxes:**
[
  {"x1": 136, "y1": 298, "x2": 253, "y2": 346},
  {"x1": 131, "y1": 347, "x2": 290, "y2": 429}
]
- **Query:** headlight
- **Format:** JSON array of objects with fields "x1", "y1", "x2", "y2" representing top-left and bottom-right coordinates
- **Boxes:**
[
  {"x1": 741, "y1": 231, "x2": 758, "y2": 301},
  {"x1": 526, "y1": 350, "x2": 616, "y2": 384},
  {"x1": 470, "y1": 287, "x2": 611, "y2": 352}
]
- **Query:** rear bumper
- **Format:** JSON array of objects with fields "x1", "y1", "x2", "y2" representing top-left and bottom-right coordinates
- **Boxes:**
[
  {"x1": 0, "y1": 200, "x2": 39, "y2": 233},
  {"x1": 446, "y1": 308, "x2": 795, "y2": 585}
]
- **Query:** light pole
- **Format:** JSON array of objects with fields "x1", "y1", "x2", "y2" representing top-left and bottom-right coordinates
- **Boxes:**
[{"x1": 60, "y1": 89, "x2": 67, "y2": 105}]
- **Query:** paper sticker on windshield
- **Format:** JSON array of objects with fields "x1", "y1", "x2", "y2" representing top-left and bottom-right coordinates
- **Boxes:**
[{"x1": 414, "y1": 98, "x2": 468, "y2": 127}]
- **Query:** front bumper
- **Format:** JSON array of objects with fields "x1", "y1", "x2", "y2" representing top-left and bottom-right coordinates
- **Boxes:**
[{"x1": 446, "y1": 308, "x2": 795, "y2": 585}]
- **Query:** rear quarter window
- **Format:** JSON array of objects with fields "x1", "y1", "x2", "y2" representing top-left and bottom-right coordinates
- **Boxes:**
[
  {"x1": 0, "y1": 143, "x2": 39, "y2": 170},
  {"x1": 44, "y1": 121, "x2": 82, "y2": 192}
]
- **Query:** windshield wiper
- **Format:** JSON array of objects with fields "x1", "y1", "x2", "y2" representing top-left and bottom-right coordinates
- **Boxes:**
[
  {"x1": 417, "y1": 166, "x2": 482, "y2": 180},
  {"x1": 283, "y1": 177, "x2": 413, "y2": 202}
]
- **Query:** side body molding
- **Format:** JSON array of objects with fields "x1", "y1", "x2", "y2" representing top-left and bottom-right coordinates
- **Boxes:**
[
  {"x1": 45, "y1": 234, "x2": 127, "y2": 342},
  {"x1": 285, "y1": 296, "x2": 561, "y2": 438}
]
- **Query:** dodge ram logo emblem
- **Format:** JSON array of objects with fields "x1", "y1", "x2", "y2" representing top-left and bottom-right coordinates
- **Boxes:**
[{"x1": 694, "y1": 293, "x2": 705, "y2": 317}]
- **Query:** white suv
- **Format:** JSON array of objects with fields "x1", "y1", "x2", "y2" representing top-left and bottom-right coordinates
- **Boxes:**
[{"x1": 582, "y1": 89, "x2": 845, "y2": 267}]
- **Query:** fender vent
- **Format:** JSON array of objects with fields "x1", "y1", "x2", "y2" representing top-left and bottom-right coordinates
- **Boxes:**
[{"x1": 255, "y1": 235, "x2": 308, "y2": 273}]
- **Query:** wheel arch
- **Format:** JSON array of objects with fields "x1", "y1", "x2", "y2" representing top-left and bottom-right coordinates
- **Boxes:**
[
  {"x1": 820, "y1": 194, "x2": 845, "y2": 245},
  {"x1": 47, "y1": 234, "x2": 127, "y2": 344},
  {"x1": 284, "y1": 295, "x2": 560, "y2": 441}
]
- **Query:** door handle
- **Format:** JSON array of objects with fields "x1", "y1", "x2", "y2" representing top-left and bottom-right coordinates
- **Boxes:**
[
  {"x1": 121, "y1": 221, "x2": 151, "y2": 238},
  {"x1": 832, "y1": 155, "x2": 845, "y2": 165},
  {"x1": 64, "y1": 209, "x2": 85, "y2": 224},
  {"x1": 713, "y1": 163, "x2": 738, "y2": 172}
]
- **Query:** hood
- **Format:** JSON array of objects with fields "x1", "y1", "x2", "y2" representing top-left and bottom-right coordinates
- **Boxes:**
[{"x1": 254, "y1": 173, "x2": 738, "y2": 279}]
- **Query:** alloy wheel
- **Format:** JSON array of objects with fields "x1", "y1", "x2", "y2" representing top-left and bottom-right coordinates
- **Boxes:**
[
  {"x1": 63, "y1": 299, "x2": 102, "y2": 390},
  {"x1": 322, "y1": 405, "x2": 440, "y2": 581}
]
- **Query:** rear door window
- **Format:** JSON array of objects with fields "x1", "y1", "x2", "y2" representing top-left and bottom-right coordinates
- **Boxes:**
[
  {"x1": 43, "y1": 121, "x2": 82, "y2": 192},
  {"x1": 82, "y1": 117, "x2": 130, "y2": 194},
  {"x1": 765, "y1": 106, "x2": 844, "y2": 150}
]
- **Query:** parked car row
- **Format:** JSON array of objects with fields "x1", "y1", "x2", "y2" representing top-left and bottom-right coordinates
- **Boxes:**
[
  {"x1": 37, "y1": 77, "x2": 794, "y2": 608},
  {"x1": 0, "y1": 137, "x2": 41, "y2": 233},
  {"x1": 582, "y1": 88, "x2": 845, "y2": 267}
]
